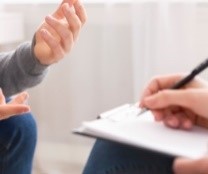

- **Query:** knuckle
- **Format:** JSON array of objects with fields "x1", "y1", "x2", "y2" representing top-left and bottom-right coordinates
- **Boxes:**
[
  {"x1": 82, "y1": 15, "x2": 87, "y2": 25},
  {"x1": 50, "y1": 40, "x2": 60, "y2": 49},
  {"x1": 158, "y1": 90, "x2": 170, "y2": 101},
  {"x1": 74, "y1": 20, "x2": 82, "y2": 30},
  {"x1": 62, "y1": 30, "x2": 71, "y2": 40}
]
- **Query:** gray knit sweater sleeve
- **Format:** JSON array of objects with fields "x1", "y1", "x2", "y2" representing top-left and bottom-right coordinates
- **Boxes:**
[{"x1": 0, "y1": 40, "x2": 49, "y2": 97}]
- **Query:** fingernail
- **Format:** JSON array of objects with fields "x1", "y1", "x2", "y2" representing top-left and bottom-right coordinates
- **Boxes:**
[
  {"x1": 138, "y1": 102, "x2": 143, "y2": 108},
  {"x1": 22, "y1": 106, "x2": 30, "y2": 113},
  {"x1": 40, "y1": 29, "x2": 48, "y2": 37},
  {"x1": 144, "y1": 96, "x2": 154, "y2": 106},
  {"x1": 155, "y1": 115, "x2": 162, "y2": 121},
  {"x1": 64, "y1": 3, "x2": 70, "y2": 11},
  {"x1": 71, "y1": 0, "x2": 77, "y2": 5},
  {"x1": 21, "y1": 92, "x2": 29, "y2": 100},
  {"x1": 64, "y1": 3, "x2": 73, "y2": 13},
  {"x1": 183, "y1": 120, "x2": 193, "y2": 130},
  {"x1": 45, "y1": 15, "x2": 53, "y2": 22},
  {"x1": 167, "y1": 118, "x2": 178, "y2": 127}
]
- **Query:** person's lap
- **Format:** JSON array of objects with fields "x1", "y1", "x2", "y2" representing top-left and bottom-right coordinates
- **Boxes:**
[
  {"x1": 83, "y1": 139, "x2": 175, "y2": 174},
  {"x1": 0, "y1": 112, "x2": 37, "y2": 174}
]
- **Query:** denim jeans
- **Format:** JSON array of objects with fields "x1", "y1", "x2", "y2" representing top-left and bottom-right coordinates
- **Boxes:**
[
  {"x1": 83, "y1": 139, "x2": 175, "y2": 174},
  {"x1": 0, "y1": 112, "x2": 37, "y2": 174}
]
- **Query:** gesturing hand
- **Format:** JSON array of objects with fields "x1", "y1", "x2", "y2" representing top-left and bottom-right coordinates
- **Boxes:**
[
  {"x1": 0, "y1": 90, "x2": 30, "y2": 120},
  {"x1": 139, "y1": 74, "x2": 208, "y2": 130},
  {"x1": 34, "y1": 0, "x2": 87, "y2": 65}
]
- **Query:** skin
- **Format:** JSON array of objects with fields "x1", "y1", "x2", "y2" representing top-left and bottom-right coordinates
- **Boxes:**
[
  {"x1": 0, "y1": 0, "x2": 87, "y2": 119},
  {"x1": 34, "y1": 0, "x2": 87, "y2": 65},
  {"x1": 139, "y1": 73, "x2": 208, "y2": 174},
  {"x1": 0, "y1": 90, "x2": 30, "y2": 120}
]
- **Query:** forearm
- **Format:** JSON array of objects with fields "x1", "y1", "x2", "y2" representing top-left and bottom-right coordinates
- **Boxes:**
[{"x1": 0, "y1": 38, "x2": 49, "y2": 97}]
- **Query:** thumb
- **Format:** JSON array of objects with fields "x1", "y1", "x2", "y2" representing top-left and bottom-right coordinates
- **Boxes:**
[{"x1": 143, "y1": 89, "x2": 195, "y2": 110}]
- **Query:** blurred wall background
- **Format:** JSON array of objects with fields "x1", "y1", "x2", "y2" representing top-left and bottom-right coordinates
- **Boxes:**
[{"x1": 1, "y1": 1, "x2": 208, "y2": 173}]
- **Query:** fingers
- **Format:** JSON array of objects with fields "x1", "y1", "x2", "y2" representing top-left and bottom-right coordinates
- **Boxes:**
[
  {"x1": 143, "y1": 89, "x2": 196, "y2": 110},
  {"x1": 143, "y1": 88, "x2": 208, "y2": 119},
  {"x1": 152, "y1": 108, "x2": 195, "y2": 130},
  {"x1": 0, "y1": 91, "x2": 31, "y2": 120},
  {"x1": 62, "y1": 3, "x2": 82, "y2": 41},
  {"x1": 45, "y1": 3, "x2": 80, "y2": 50},
  {"x1": 34, "y1": 0, "x2": 86, "y2": 65},
  {"x1": 138, "y1": 74, "x2": 208, "y2": 130},
  {"x1": 44, "y1": 15, "x2": 73, "y2": 52},
  {"x1": 9, "y1": 91, "x2": 29, "y2": 105},
  {"x1": 173, "y1": 157, "x2": 208, "y2": 174},
  {"x1": 61, "y1": 1, "x2": 86, "y2": 41},
  {"x1": 142, "y1": 88, "x2": 208, "y2": 129},
  {"x1": 139, "y1": 74, "x2": 185, "y2": 107},
  {"x1": 40, "y1": 29, "x2": 65, "y2": 62},
  {"x1": 53, "y1": 0, "x2": 75, "y2": 19},
  {"x1": 140, "y1": 74, "x2": 185, "y2": 96},
  {"x1": 151, "y1": 108, "x2": 172, "y2": 121},
  {"x1": 139, "y1": 74, "x2": 207, "y2": 108},
  {"x1": 196, "y1": 117, "x2": 208, "y2": 129},
  {"x1": 54, "y1": 0, "x2": 87, "y2": 24},
  {"x1": 73, "y1": 0, "x2": 87, "y2": 25},
  {"x1": 51, "y1": 0, "x2": 86, "y2": 42},
  {"x1": 163, "y1": 112, "x2": 193, "y2": 130},
  {"x1": 0, "y1": 104, "x2": 30, "y2": 120},
  {"x1": 41, "y1": 1, "x2": 86, "y2": 61},
  {"x1": 0, "y1": 89, "x2": 6, "y2": 105},
  {"x1": 173, "y1": 158, "x2": 197, "y2": 174}
]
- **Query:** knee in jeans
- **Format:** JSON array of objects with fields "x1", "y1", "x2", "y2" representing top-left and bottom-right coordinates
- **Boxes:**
[
  {"x1": 0, "y1": 112, "x2": 37, "y2": 151},
  {"x1": 15, "y1": 112, "x2": 37, "y2": 148}
]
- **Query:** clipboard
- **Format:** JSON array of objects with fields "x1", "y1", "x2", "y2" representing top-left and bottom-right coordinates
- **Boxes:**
[{"x1": 73, "y1": 104, "x2": 208, "y2": 159}]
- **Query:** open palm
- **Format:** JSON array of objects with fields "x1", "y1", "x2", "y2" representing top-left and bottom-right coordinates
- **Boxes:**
[{"x1": 0, "y1": 91, "x2": 30, "y2": 120}]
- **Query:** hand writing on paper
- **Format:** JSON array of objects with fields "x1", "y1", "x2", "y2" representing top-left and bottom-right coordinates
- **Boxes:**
[{"x1": 139, "y1": 73, "x2": 208, "y2": 130}]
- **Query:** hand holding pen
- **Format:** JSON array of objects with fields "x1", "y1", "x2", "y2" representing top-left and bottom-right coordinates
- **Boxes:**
[{"x1": 138, "y1": 58, "x2": 208, "y2": 130}]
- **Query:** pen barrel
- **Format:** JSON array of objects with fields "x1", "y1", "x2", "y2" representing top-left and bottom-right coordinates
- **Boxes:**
[
  {"x1": 192, "y1": 57, "x2": 208, "y2": 75},
  {"x1": 171, "y1": 73, "x2": 195, "y2": 89}
]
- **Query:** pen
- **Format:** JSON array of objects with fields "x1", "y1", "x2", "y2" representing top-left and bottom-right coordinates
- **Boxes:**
[{"x1": 137, "y1": 57, "x2": 208, "y2": 116}]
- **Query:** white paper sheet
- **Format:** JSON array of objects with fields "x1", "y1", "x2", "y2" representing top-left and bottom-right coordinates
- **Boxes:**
[{"x1": 74, "y1": 104, "x2": 208, "y2": 159}]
